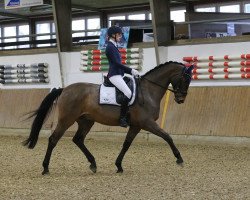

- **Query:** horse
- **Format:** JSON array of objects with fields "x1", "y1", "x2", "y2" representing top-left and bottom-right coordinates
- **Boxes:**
[{"x1": 23, "y1": 61, "x2": 193, "y2": 175}]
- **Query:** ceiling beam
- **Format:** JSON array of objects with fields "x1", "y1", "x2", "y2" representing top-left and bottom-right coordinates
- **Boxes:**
[
  {"x1": 100, "y1": 3, "x2": 150, "y2": 11},
  {"x1": 192, "y1": 0, "x2": 232, "y2": 6},
  {"x1": 0, "y1": 10, "x2": 29, "y2": 20},
  {"x1": 71, "y1": 4, "x2": 100, "y2": 12},
  {"x1": 37, "y1": 0, "x2": 100, "y2": 12}
]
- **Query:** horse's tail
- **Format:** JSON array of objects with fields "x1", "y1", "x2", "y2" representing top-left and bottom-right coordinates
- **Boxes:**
[{"x1": 23, "y1": 88, "x2": 63, "y2": 149}]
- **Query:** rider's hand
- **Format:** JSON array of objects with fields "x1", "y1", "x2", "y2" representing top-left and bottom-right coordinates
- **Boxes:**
[{"x1": 131, "y1": 69, "x2": 140, "y2": 78}]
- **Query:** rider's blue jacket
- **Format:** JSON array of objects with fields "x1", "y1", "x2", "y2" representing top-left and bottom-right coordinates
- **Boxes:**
[{"x1": 106, "y1": 41, "x2": 132, "y2": 78}]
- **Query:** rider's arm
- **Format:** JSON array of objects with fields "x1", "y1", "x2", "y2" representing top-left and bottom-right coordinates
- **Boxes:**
[{"x1": 106, "y1": 46, "x2": 132, "y2": 74}]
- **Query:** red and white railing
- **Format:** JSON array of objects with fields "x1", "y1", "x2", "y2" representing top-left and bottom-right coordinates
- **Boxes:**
[{"x1": 183, "y1": 54, "x2": 250, "y2": 80}]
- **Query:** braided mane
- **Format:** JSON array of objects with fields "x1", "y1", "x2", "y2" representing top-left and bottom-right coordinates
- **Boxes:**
[{"x1": 142, "y1": 61, "x2": 184, "y2": 77}]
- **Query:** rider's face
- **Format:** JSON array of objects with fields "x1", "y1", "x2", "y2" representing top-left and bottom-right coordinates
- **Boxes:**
[{"x1": 115, "y1": 33, "x2": 122, "y2": 41}]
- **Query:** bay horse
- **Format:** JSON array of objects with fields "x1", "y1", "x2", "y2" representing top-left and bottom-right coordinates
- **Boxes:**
[{"x1": 23, "y1": 61, "x2": 193, "y2": 175}]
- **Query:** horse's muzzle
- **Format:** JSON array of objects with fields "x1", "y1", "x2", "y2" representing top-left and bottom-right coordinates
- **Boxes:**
[{"x1": 175, "y1": 98, "x2": 185, "y2": 104}]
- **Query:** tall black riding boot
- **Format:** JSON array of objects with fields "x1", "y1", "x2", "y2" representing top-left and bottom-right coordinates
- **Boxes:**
[{"x1": 119, "y1": 98, "x2": 129, "y2": 128}]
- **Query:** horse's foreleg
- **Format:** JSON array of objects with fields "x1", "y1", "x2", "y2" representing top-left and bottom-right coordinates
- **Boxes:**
[
  {"x1": 72, "y1": 119, "x2": 96, "y2": 173},
  {"x1": 115, "y1": 126, "x2": 141, "y2": 173},
  {"x1": 144, "y1": 121, "x2": 183, "y2": 165}
]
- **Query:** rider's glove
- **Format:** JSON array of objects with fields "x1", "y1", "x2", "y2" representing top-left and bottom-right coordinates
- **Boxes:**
[{"x1": 131, "y1": 69, "x2": 140, "y2": 78}]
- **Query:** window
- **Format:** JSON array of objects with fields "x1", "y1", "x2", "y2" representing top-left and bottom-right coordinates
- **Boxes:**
[
  {"x1": 72, "y1": 19, "x2": 85, "y2": 38},
  {"x1": 0, "y1": 27, "x2": 2, "y2": 50},
  {"x1": 195, "y1": 7, "x2": 216, "y2": 12},
  {"x1": 219, "y1": 4, "x2": 240, "y2": 13},
  {"x1": 18, "y1": 25, "x2": 29, "y2": 48},
  {"x1": 36, "y1": 22, "x2": 54, "y2": 47},
  {"x1": 245, "y1": 4, "x2": 250, "y2": 13},
  {"x1": 52, "y1": 23, "x2": 56, "y2": 39},
  {"x1": 149, "y1": 11, "x2": 186, "y2": 22},
  {"x1": 128, "y1": 13, "x2": 145, "y2": 20},
  {"x1": 0, "y1": 24, "x2": 30, "y2": 49},
  {"x1": 87, "y1": 18, "x2": 100, "y2": 36},
  {"x1": 4, "y1": 26, "x2": 16, "y2": 49},
  {"x1": 108, "y1": 15, "x2": 125, "y2": 26},
  {"x1": 171, "y1": 10, "x2": 186, "y2": 22},
  {"x1": 72, "y1": 17, "x2": 100, "y2": 44}
]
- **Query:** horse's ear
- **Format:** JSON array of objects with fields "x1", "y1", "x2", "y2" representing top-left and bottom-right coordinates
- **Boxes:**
[{"x1": 185, "y1": 65, "x2": 194, "y2": 74}]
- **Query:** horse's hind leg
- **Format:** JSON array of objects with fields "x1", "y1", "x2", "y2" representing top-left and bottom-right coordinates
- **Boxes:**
[
  {"x1": 72, "y1": 118, "x2": 96, "y2": 173},
  {"x1": 115, "y1": 126, "x2": 141, "y2": 173},
  {"x1": 42, "y1": 120, "x2": 73, "y2": 175},
  {"x1": 144, "y1": 121, "x2": 183, "y2": 165}
]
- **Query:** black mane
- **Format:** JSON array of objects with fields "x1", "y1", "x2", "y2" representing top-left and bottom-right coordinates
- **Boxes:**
[{"x1": 142, "y1": 61, "x2": 185, "y2": 77}]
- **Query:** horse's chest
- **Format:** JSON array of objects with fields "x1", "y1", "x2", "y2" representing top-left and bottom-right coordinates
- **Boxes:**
[{"x1": 147, "y1": 104, "x2": 160, "y2": 120}]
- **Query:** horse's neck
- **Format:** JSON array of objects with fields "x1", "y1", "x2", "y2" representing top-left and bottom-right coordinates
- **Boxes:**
[
  {"x1": 143, "y1": 80, "x2": 166, "y2": 104},
  {"x1": 142, "y1": 67, "x2": 172, "y2": 104}
]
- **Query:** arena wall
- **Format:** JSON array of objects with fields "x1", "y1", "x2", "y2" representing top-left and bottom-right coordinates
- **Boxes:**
[
  {"x1": 161, "y1": 87, "x2": 250, "y2": 137},
  {"x1": 0, "y1": 89, "x2": 52, "y2": 129},
  {"x1": 0, "y1": 53, "x2": 62, "y2": 89},
  {"x1": 0, "y1": 41, "x2": 249, "y2": 137},
  {"x1": 157, "y1": 41, "x2": 250, "y2": 137}
]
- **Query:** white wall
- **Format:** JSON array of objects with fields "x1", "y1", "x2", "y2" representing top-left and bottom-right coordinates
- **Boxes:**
[
  {"x1": 165, "y1": 42, "x2": 250, "y2": 63},
  {"x1": 161, "y1": 41, "x2": 250, "y2": 86},
  {"x1": 62, "y1": 48, "x2": 157, "y2": 86},
  {"x1": 62, "y1": 52, "x2": 103, "y2": 85},
  {"x1": 0, "y1": 41, "x2": 249, "y2": 89},
  {"x1": 0, "y1": 53, "x2": 62, "y2": 89},
  {"x1": 0, "y1": 49, "x2": 158, "y2": 89},
  {"x1": 141, "y1": 48, "x2": 158, "y2": 74}
]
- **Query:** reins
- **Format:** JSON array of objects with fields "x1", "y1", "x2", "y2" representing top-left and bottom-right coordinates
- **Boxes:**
[
  {"x1": 141, "y1": 68, "x2": 192, "y2": 94},
  {"x1": 137, "y1": 77, "x2": 145, "y2": 105},
  {"x1": 136, "y1": 76, "x2": 177, "y2": 106},
  {"x1": 136, "y1": 64, "x2": 192, "y2": 105},
  {"x1": 142, "y1": 77, "x2": 177, "y2": 93}
]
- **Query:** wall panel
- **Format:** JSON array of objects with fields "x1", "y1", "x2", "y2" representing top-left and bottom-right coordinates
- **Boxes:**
[
  {"x1": 0, "y1": 87, "x2": 248, "y2": 137},
  {"x1": 0, "y1": 89, "x2": 52, "y2": 129},
  {"x1": 163, "y1": 86, "x2": 250, "y2": 137}
]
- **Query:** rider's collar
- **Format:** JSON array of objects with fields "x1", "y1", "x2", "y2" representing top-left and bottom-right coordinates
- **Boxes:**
[{"x1": 109, "y1": 38, "x2": 118, "y2": 47}]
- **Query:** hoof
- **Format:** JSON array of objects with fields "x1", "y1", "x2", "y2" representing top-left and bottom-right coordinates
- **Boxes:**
[
  {"x1": 42, "y1": 169, "x2": 49, "y2": 175},
  {"x1": 178, "y1": 162, "x2": 184, "y2": 167},
  {"x1": 89, "y1": 164, "x2": 97, "y2": 173},
  {"x1": 176, "y1": 158, "x2": 184, "y2": 166},
  {"x1": 116, "y1": 165, "x2": 123, "y2": 173},
  {"x1": 116, "y1": 168, "x2": 123, "y2": 173}
]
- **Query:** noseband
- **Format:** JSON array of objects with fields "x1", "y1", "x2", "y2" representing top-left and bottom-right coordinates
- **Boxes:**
[{"x1": 170, "y1": 72, "x2": 191, "y2": 95}]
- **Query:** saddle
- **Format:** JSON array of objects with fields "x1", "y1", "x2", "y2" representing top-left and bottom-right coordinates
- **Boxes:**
[{"x1": 99, "y1": 75, "x2": 136, "y2": 106}]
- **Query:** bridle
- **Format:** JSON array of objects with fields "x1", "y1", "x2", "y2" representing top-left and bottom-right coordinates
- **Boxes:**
[
  {"x1": 137, "y1": 76, "x2": 177, "y2": 106},
  {"x1": 143, "y1": 77, "x2": 169, "y2": 90},
  {"x1": 141, "y1": 71, "x2": 191, "y2": 95},
  {"x1": 142, "y1": 76, "x2": 178, "y2": 94},
  {"x1": 136, "y1": 68, "x2": 192, "y2": 105}
]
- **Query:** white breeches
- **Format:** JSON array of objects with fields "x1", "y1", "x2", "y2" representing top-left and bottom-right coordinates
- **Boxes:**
[{"x1": 109, "y1": 75, "x2": 132, "y2": 99}]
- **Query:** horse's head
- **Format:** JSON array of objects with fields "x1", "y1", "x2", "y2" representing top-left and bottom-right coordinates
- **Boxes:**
[{"x1": 170, "y1": 65, "x2": 193, "y2": 104}]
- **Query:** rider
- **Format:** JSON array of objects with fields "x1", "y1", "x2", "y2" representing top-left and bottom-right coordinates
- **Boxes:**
[{"x1": 105, "y1": 26, "x2": 140, "y2": 127}]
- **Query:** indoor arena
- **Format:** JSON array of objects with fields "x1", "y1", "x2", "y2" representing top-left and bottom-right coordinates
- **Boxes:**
[{"x1": 0, "y1": 0, "x2": 249, "y2": 199}]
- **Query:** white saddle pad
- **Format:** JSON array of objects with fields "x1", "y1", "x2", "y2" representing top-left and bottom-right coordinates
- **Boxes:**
[{"x1": 99, "y1": 76, "x2": 136, "y2": 106}]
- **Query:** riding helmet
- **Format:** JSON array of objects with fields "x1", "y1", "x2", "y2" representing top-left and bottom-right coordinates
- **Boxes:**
[{"x1": 107, "y1": 26, "x2": 123, "y2": 37}]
